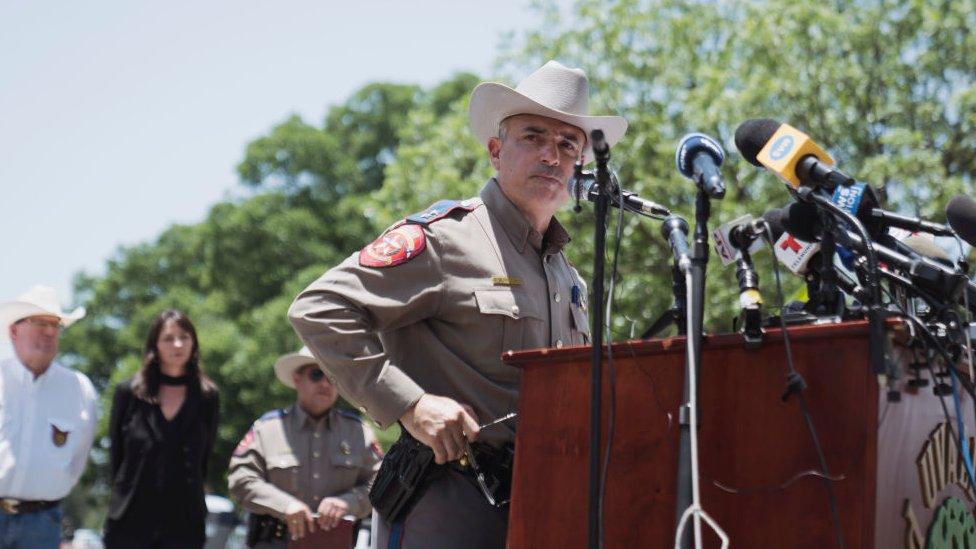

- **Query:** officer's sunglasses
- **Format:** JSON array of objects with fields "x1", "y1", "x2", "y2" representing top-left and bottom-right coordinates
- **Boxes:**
[{"x1": 300, "y1": 365, "x2": 328, "y2": 382}]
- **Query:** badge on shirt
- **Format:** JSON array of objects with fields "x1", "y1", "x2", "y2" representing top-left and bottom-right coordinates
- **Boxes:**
[
  {"x1": 340, "y1": 441, "x2": 352, "y2": 455},
  {"x1": 491, "y1": 276, "x2": 522, "y2": 287},
  {"x1": 233, "y1": 427, "x2": 255, "y2": 456},
  {"x1": 359, "y1": 223, "x2": 427, "y2": 268},
  {"x1": 51, "y1": 424, "x2": 69, "y2": 447}
]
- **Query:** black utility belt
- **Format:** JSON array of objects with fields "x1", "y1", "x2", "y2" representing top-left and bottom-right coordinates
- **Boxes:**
[
  {"x1": 0, "y1": 498, "x2": 60, "y2": 515},
  {"x1": 246, "y1": 513, "x2": 287, "y2": 546},
  {"x1": 369, "y1": 430, "x2": 514, "y2": 524}
]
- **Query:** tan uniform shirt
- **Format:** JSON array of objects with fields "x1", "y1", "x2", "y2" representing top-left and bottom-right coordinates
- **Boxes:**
[
  {"x1": 289, "y1": 179, "x2": 590, "y2": 445},
  {"x1": 227, "y1": 404, "x2": 381, "y2": 519}
]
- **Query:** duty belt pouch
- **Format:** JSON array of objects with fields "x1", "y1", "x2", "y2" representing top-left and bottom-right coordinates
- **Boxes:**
[{"x1": 368, "y1": 429, "x2": 443, "y2": 524}]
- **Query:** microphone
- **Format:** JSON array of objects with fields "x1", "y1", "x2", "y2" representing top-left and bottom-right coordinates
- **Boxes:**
[
  {"x1": 734, "y1": 119, "x2": 855, "y2": 189},
  {"x1": 782, "y1": 198, "x2": 967, "y2": 301},
  {"x1": 591, "y1": 129, "x2": 610, "y2": 162},
  {"x1": 675, "y1": 133, "x2": 726, "y2": 199},
  {"x1": 946, "y1": 195, "x2": 976, "y2": 247},
  {"x1": 888, "y1": 227, "x2": 952, "y2": 261},
  {"x1": 661, "y1": 216, "x2": 692, "y2": 272},
  {"x1": 870, "y1": 209, "x2": 954, "y2": 237},
  {"x1": 569, "y1": 171, "x2": 672, "y2": 217},
  {"x1": 712, "y1": 215, "x2": 766, "y2": 265}
]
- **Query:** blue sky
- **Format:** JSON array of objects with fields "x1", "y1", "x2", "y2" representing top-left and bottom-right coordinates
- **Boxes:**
[{"x1": 0, "y1": 1, "x2": 555, "y2": 359}]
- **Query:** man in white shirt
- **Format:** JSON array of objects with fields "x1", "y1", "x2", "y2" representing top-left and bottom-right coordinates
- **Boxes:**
[{"x1": 0, "y1": 286, "x2": 98, "y2": 549}]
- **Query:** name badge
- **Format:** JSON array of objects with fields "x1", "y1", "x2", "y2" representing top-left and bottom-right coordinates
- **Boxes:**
[{"x1": 491, "y1": 276, "x2": 522, "y2": 287}]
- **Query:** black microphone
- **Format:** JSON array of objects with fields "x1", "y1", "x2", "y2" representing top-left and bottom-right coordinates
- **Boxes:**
[
  {"x1": 729, "y1": 218, "x2": 768, "y2": 251},
  {"x1": 783, "y1": 199, "x2": 967, "y2": 301},
  {"x1": 661, "y1": 216, "x2": 692, "y2": 272},
  {"x1": 869, "y1": 208, "x2": 954, "y2": 237},
  {"x1": 947, "y1": 195, "x2": 976, "y2": 247},
  {"x1": 675, "y1": 133, "x2": 726, "y2": 198},
  {"x1": 569, "y1": 171, "x2": 671, "y2": 217},
  {"x1": 734, "y1": 119, "x2": 855, "y2": 189},
  {"x1": 591, "y1": 129, "x2": 610, "y2": 163}
]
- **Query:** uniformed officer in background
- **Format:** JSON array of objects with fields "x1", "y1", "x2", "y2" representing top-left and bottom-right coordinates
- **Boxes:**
[
  {"x1": 227, "y1": 347, "x2": 382, "y2": 547},
  {"x1": 288, "y1": 60, "x2": 627, "y2": 548}
]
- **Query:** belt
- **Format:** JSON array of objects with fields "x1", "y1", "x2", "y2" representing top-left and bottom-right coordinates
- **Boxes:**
[{"x1": 0, "y1": 498, "x2": 60, "y2": 515}]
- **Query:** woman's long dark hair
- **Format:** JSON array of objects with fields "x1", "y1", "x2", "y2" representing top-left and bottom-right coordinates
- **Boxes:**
[{"x1": 131, "y1": 309, "x2": 217, "y2": 401}]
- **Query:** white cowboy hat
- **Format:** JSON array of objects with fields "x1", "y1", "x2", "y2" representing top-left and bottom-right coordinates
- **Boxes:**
[
  {"x1": 0, "y1": 285, "x2": 86, "y2": 340},
  {"x1": 274, "y1": 346, "x2": 329, "y2": 389},
  {"x1": 469, "y1": 60, "x2": 628, "y2": 162}
]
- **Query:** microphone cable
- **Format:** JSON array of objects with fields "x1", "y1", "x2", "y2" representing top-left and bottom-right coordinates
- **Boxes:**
[
  {"x1": 762, "y1": 221, "x2": 846, "y2": 549},
  {"x1": 872, "y1": 277, "x2": 976, "y2": 490}
]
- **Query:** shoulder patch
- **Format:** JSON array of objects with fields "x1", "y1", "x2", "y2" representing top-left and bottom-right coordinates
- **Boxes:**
[
  {"x1": 338, "y1": 408, "x2": 363, "y2": 422},
  {"x1": 359, "y1": 224, "x2": 426, "y2": 268},
  {"x1": 405, "y1": 199, "x2": 478, "y2": 225},
  {"x1": 233, "y1": 427, "x2": 255, "y2": 456},
  {"x1": 259, "y1": 408, "x2": 287, "y2": 422},
  {"x1": 370, "y1": 439, "x2": 385, "y2": 460}
]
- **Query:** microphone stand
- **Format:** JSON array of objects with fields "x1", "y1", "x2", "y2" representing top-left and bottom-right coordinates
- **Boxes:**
[
  {"x1": 674, "y1": 189, "x2": 711, "y2": 549},
  {"x1": 641, "y1": 262, "x2": 688, "y2": 339},
  {"x1": 587, "y1": 130, "x2": 613, "y2": 549}
]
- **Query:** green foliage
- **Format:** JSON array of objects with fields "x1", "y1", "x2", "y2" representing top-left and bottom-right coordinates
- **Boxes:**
[
  {"x1": 499, "y1": 0, "x2": 976, "y2": 331},
  {"x1": 58, "y1": 0, "x2": 976, "y2": 528}
]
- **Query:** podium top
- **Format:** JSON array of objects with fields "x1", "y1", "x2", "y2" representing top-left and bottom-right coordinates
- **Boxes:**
[{"x1": 502, "y1": 319, "x2": 906, "y2": 367}]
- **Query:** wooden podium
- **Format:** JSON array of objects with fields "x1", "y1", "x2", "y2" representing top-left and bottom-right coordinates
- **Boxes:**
[{"x1": 503, "y1": 321, "x2": 976, "y2": 548}]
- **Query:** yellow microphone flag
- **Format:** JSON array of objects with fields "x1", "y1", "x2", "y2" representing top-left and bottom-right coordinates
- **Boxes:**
[{"x1": 756, "y1": 123, "x2": 835, "y2": 188}]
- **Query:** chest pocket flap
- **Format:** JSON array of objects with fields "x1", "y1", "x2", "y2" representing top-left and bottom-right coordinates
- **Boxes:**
[
  {"x1": 474, "y1": 288, "x2": 544, "y2": 320},
  {"x1": 268, "y1": 453, "x2": 300, "y2": 470}
]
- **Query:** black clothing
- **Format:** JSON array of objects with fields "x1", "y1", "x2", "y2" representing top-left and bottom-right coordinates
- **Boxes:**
[{"x1": 104, "y1": 378, "x2": 219, "y2": 548}]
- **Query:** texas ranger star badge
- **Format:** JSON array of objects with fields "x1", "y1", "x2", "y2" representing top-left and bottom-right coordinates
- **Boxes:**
[{"x1": 51, "y1": 424, "x2": 69, "y2": 447}]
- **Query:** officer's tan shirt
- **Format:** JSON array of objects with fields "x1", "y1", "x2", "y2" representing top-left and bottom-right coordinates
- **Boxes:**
[
  {"x1": 227, "y1": 404, "x2": 381, "y2": 519},
  {"x1": 289, "y1": 179, "x2": 590, "y2": 445}
]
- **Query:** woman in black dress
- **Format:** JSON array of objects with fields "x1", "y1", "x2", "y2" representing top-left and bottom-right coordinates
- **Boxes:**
[{"x1": 104, "y1": 309, "x2": 220, "y2": 548}]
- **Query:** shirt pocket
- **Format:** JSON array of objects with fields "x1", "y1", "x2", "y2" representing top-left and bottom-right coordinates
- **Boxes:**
[
  {"x1": 474, "y1": 288, "x2": 546, "y2": 353},
  {"x1": 267, "y1": 453, "x2": 301, "y2": 494},
  {"x1": 329, "y1": 447, "x2": 364, "y2": 488}
]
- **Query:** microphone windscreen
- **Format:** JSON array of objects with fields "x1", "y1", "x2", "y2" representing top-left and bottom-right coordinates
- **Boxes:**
[
  {"x1": 946, "y1": 195, "x2": 976, "y2": 247},
  {"x1": 734, "y1": 119, "x2": 781, "y2": 167},
  {"x1": 782, "y1": 201, "x2": 820, "y2": 241},
  {"x1": 762, "y1": 207, "x2": 789, "y2": 242}
]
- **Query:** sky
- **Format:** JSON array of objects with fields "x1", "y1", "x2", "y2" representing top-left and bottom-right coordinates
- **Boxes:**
[{"x1": 0, "y1": 0, "x2": 556, "y2": 359}]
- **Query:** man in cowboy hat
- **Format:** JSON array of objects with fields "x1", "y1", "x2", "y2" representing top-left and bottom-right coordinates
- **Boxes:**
[
  {"x1": 228, "y1": 346, "x2": 382, "y2": 548},
  {"x1": 288, "y1": 60, "x2": 627, "y2": 548},
  {"x1": 0, "y1": 285, "x2": 98, "y2": 548}
]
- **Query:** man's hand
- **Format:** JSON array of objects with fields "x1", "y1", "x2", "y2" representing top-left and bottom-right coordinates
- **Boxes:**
[
  {"x1": 316, "y1": 497, "x2": 350, "y2": 531},
  {"x1": 400, "y1": 394, "x2": 480, "y2": 464},
  {"x1": 283, "y1": 500, "x2": 316, "y2": 540}
]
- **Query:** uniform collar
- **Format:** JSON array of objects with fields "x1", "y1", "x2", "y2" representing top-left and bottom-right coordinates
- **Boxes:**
[
  {"x1": 480, "y1": 178, "x2": 571, "y2": 255},
  {"x1": 292, "y1": 402, "x2": 334, "y2": 431}
]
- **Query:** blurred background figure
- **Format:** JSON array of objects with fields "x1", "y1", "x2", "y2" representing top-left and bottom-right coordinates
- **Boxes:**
[
  {"x1": 227, "y1": 347, "x2": 381, "y2": 548},
  {"x1": 0, "y1": 285, "x2": 97, "y2": 549},
  {"x1": 103, "y1": 310, "x2": 220, "y2": 548}
]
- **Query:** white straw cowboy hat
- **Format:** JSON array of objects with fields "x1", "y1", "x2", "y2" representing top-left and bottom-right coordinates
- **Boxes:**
[
  {"x1": 0, "y1": 285, "x2": 86, "y2": 341},
  {"x1": 469, "y1": 60, "x2": 628, "y2": 162},
  {"x1": 274, "y1": 346, "x2": 329, "y2": 389}
]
